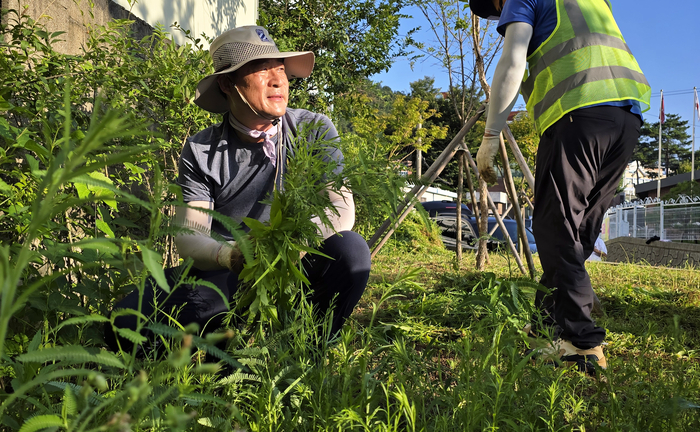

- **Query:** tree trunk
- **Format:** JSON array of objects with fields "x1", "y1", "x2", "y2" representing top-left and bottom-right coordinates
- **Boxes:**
[
  {"x1": 456, "y1": 151, "x2": 464, "y2": 262},
  {"x1": 416, "y1": 122, "x2": 422, "y2": 179},
  {"x1": 476, "y1": 177, "x2": 490, "y2": 269},
  {"x1": 471, "y1": 13, "x2": 492, "y2": 269}
]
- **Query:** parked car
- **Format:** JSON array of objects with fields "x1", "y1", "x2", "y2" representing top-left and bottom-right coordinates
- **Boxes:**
[
  {"x1": 417, "y1": 201, "x2": 477, "y2": 250},
  {"x1": 468, "y1": 217, "x2": 538, "y2": 253},
  {"x1": 418, "y1": 201, "x2": 472, "y2": 218},
  {"x1": 417, "y1": 202, "x2": 535, "y2": 253}
]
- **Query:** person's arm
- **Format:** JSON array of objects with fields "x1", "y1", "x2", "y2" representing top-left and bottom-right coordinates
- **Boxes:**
[
  {"x1": 305, "y1": 114, "x2": 354, "y2": 239},
  {"x1": 174, "y1": 201, "x2": 241, "y2": 271},
  {"x1": 476, "y1": 21, "x2": 534, "y2": 184},
  {"x1": 310, "y1": 185, "x2": 355, "y2": 239}
]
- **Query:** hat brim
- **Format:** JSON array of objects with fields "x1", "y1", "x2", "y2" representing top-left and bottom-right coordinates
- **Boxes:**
[
  {"x1": 470, "y1": 0, "x2": 501, "y2": 20},
  {"x1": 194, "y1": 51, "x2": 315, "y2": 113}
]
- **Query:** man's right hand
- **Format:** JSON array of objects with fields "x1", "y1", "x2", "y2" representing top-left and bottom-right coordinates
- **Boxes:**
[
  {"x1": 216, "y1": 243, "x2": 246, "y2": 273},
  {"x1": 476, "y1": 135, "x2": 500, "y2": 184}
]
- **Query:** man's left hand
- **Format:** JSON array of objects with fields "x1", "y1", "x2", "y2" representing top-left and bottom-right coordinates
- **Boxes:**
[{"x1": 476, "y1": 135, "x2": 500, "y2": 184}]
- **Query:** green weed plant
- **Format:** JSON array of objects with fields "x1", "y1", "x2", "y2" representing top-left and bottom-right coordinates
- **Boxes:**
[{"x1": 1, "y1": 5, "x2": 700, "y2": 431}]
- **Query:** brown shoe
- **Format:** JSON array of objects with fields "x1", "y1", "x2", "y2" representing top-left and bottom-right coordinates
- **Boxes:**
[{"x1": 536, "y1": 339, "x2": 607, "y2": 375}]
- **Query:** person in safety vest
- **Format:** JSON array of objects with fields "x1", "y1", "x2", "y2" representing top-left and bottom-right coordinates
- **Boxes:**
[{"x1": 470, "y1": 0, "x2": 650, "y2": 374}]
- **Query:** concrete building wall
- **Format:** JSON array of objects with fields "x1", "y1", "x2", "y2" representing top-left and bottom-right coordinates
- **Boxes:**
[
  {"x1": 111, "y1": 0, "x2": 257, "y2": 48},
  {"x1": 4, "y1": 0, "x2": 257, "y2": 55},
  {"x1": 4, "y1": 0, "x2": 154, "y2": 54}
]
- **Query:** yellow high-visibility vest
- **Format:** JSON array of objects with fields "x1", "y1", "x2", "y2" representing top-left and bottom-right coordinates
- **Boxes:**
[{"x1": 521, "y1": 0, "x2": 651, "y2": 134}]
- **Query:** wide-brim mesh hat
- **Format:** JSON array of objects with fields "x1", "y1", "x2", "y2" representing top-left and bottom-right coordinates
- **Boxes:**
[
  {"x1": 194, "y1": 26, "x2": 315, "y2": 113},
  {"x1": 470, "y1": 0, "x2": 502, "y2": 20}
]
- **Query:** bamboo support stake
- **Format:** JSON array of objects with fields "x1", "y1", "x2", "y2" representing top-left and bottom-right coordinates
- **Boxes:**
[
  {"x1": 503, "y1": 125, "x2": 535, "y2": 191},
  {"x1": 464, "y1": 152, "x2": 480, "y2": 229},
  {"x1": 499, "y1": 134, "x2": 536, "y2": 279},
  {"x1": 369, "y1": 104, "x2": 486, "y2": 255},
  {"x1": 518, "y1": 206, "x2": 532, "y2": 252},
  {"x1": 488, "y1": 203, "x2": 512, "y2": 236},
  {"x1": 476, "y1": 176, "x2": 490, "y2": 268},
  {"x1": 463, "y1": 151, "x2": 527, "y2": 275},
  {"x1": 521, "y1": 192, "x2": 534, "y2": 210}
]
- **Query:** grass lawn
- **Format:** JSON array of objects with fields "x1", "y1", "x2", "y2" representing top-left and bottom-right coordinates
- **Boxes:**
[
  {"x1": 349, "y1": 240, "x2": 700, "y2": 431},
  {"x1": 5, "y1": 234, "x2": 700, "y2": 431}
]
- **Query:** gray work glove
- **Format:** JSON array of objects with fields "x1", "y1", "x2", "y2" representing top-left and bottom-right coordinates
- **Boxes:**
[
  {"x1": 216, "y1": 243, "x2": 245, "y2": 273},
  {"x1": 476, "y1": 135, "x2": 500, "y2": 184}
]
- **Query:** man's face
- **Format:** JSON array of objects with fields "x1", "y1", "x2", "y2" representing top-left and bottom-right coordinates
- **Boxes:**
[{"x1": 229, "y1": 58, "x2": 289, "y2": 119}]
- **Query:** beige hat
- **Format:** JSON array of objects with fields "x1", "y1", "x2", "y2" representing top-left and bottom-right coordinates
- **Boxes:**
[{"x1": 194, "y1": 26, "x2": 315, "y2": 113}]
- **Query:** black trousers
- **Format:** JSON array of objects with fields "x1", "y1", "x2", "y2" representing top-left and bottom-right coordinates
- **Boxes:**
[
  {"x1": 105, "y1": 231, "x2": 371, "y2": 352},
  {"x1": 532, "y1": 106, "x2": 641, "y2": 349}
]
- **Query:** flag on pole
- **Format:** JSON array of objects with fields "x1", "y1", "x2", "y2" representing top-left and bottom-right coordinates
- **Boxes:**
[
  {"x1": 660, "y1": 93, "x2": 665, "y2": 124},
  {"x1": 695, "y1": 87, "x2": 700, "y2": 121}
]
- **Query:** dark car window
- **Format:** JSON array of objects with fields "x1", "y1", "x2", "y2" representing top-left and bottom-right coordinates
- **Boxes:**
[
  {"x1": 487, "y1": 221, "x2": 535, "y2": 244},
  {"x1": 419, "y1": 201, "x2": 472, "y2": 218}
]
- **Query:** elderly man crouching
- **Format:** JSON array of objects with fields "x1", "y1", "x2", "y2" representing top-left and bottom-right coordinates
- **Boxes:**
[{"x1": 105, "y1": 26, "x2": 371, "y2": 354}]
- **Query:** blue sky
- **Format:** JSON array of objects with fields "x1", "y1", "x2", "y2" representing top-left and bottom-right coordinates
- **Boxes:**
[{"x1": 372, "y1": 0, "x2": 700, "y2": 132}]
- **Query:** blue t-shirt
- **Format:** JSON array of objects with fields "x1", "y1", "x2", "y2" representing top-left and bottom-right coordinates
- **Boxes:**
[
  {"x1": 497, "y1": 0, "x2": 556, "y2": 56},
  {"x1": 496, "y1": 0, "x2": 643, "y2": 119}
]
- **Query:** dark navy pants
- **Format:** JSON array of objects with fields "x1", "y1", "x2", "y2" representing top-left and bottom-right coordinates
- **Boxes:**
[
  {"x1": 105, "y1": 231, "x2": 371, "y2": 352},
  {"x1": 532, "y1": 106, "x2": 641, "y2": 349}
]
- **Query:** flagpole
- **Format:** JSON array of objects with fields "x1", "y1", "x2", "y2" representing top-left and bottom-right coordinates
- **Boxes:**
[
  {"x1": 657, "y1": 89, "x2": 663, "y2": 198},
  {"x1": 693, "y1": 87, "x2": 697, "y2": 184}
]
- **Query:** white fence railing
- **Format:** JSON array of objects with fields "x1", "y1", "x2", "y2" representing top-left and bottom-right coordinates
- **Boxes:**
[{"x1": 604, "y1": 195, "x2": 700, "y2": 242}]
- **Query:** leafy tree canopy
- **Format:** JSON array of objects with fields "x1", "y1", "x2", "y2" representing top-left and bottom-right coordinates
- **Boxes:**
[
  {"x1": 662, "y1": 180, "x2": 700, "y2": 201},
  {"x1": 259, "y1": 0, "x2": 415, "y2": 112},
  {"x1": 335, "y1": 78, "x2": 447, "y2": 162},
  {"x1": 409, "y1": 76, "x2": 442, "y2": 104},
  {"x1": 635, "y1": 113, "x2": 691, "y2": 178},
  {"x1": 411, "y1": 83, "x2": 484, "y2": 189}
]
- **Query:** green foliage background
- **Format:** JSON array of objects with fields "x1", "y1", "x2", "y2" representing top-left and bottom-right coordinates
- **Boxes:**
[
  {"x1": 0, "y1": 5, "x2": 413, "y2": 429},
  {"x1": 635, "y1": 114, "x2": 693, "y2": 179},
  {"x1": 2, "y1": 4, "x2": 699, "y2": 432}
]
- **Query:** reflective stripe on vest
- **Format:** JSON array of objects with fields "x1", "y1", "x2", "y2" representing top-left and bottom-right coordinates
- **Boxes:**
[{"x1": 521, "y1": 0, "x2": 651, "y2": 134}]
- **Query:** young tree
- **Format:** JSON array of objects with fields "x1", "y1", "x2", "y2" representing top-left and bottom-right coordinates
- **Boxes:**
[
  {"x1": 412, "y1": 0, "x2": 501, "y2": 123},
  {"x1": 409, "y1": 0, "x2": 503, "y2": 268},
  {"x1": 333, "y1": 80, "x2": 447, "y2": 238},
  {"x1": 336, "y1": 83, "x2": 447, "y2": 162},
  {"x1": 636, "y1": 114, "x2": 691, "y2": 179}
]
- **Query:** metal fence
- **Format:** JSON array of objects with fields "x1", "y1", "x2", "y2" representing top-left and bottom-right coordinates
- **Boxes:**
[{"x1": 604, "y1": 195, "x2": 700, "y2": 242}]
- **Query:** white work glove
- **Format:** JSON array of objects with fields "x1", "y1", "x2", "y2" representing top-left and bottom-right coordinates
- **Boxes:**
[{"x1": 476, "y1": 135, "x2": 500, "y2": 184}]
